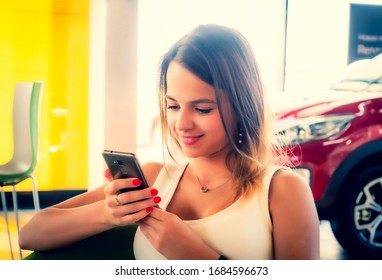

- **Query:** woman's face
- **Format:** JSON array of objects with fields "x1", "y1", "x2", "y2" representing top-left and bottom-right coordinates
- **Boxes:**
[{"x1": 165, "y1": 61, "x2": 233, "y2": 159}]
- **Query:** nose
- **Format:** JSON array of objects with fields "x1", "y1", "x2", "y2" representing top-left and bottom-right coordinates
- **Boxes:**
[{"x1": 175, "y1": 109, "x2": 194, "y2": 131}]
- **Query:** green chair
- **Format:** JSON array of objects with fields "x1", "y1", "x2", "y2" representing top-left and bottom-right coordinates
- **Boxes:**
[{"x1": 0, "y1": 81, "x2": 44, "y2": 259}]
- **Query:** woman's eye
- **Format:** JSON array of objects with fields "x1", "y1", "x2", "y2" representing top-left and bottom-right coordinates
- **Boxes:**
[
  {"x1": 196, "y1": 108, "x2": 213, "y2": 114},
  {"x1": 167, "y1": 105, "x2": 179, "y2": 110}
]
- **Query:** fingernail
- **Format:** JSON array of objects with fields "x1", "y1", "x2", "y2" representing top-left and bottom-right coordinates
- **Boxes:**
[
  {"x1": 150, "y1": 188, "x2": 158, "y2": 196},
  {"x1": 153, "y1": 196, "x2": 161, "y2": 204},
  {"x1": 132, "y1": 179, "x2": 142, "y2": 186},
  {"x1": 146, "y1": 207, "x2": 153, "y2": 213}
]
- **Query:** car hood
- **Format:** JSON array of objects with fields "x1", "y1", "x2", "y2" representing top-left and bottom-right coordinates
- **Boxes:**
[
  {"x1": 270, "y1": 52, "x2": 382, "y2": 120},
  {"x1": 270, "y1": 90, "x2": 382, "y2": 119}
]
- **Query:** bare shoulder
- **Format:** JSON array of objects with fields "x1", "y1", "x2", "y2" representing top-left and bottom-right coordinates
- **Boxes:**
[
  {"x1": 142, "y1": 161, "x2": 164, "y2": 187},
  {"x1": 268, "y1": 168, "x2": 315, "y2": 212},
  {"x1": 268, "y1": 168, "x2": 320, "y2": 259}
]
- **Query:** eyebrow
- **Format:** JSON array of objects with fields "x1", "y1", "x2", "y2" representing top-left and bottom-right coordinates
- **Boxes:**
[{"x1": 166, "y1": 95, "x2": 217, "y2": 105}]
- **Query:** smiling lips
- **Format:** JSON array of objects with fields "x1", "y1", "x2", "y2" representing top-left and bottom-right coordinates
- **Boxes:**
[{"x1": 180, "y1": 135, "x2": 203, "y2": 145}]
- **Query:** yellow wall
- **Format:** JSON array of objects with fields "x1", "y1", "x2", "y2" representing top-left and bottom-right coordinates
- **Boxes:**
[{"x1": 0, "y1": 0, "x2": 89, "y2": 191}]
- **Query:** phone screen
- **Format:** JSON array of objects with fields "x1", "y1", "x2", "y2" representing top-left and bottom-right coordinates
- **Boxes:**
[{"x1": 102, "y1": 150, "x2": 149, "y2": 192}]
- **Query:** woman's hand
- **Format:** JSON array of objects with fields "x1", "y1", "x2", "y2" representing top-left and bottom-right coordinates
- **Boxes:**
[
  {"x1": 138, "y1": 208, "x2": 219, "y2": 260},
  {"x1": 103, "y1": 169, "x2": 161, "y2": 227}
]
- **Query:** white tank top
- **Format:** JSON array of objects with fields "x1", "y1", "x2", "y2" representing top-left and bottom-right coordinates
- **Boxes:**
[{"x1": 133, "y1": 162, "x2": 283, "y2": 260}]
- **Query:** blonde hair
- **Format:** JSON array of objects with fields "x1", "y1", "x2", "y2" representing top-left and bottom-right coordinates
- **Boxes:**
[{"x1": 158, "y1": 24, "x2": 287, "y2": 198}]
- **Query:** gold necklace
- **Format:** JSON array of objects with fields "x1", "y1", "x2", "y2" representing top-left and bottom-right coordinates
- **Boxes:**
[{"x1": 191, "y1": 167, "x2": 232, "y2": 193}]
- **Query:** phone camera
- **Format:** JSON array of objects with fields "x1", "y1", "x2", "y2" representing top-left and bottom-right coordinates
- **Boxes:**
[{"x1": 114, "y1": 160, "x2": 124, "y2": 166}]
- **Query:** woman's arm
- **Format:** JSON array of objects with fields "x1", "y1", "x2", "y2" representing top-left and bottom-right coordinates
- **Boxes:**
[
  {"x1": 19, "y1": 163, "x2": 163, "y2": 252},
  {"x1": 19, "y1": 185, "x2": 110, "y2": 251},
  {"x1": 269, "y1": 169, "x2": 320, "y2": 260}
]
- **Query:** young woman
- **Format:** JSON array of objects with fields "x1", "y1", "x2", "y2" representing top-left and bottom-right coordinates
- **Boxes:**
[{"x1": 19, "y1": 24, "x2": 320, "y2": 260}]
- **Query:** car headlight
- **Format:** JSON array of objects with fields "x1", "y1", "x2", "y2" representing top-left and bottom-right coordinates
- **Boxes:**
[{"x1": 274, "y1": 114, "x2": 355, "y2": 146}]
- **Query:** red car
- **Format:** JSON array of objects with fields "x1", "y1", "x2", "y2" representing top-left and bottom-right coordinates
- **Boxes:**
[{"x1": 273, "y1": 52, "x2": 382, "y2": 259}]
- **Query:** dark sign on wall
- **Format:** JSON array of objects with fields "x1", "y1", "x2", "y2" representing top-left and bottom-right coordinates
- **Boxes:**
[{"x1": 348, "y1": 4, "x2": 382, "y2": 63}]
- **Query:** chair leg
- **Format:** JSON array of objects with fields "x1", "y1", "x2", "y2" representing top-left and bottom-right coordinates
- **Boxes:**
[
  {"x1": 1, "y1": 188, "x2": 14, "y2": 260},
  {"x1": 11, "y1": 185, "x2": 22, "y2": 259},
  {"x1": 30, "y1": 176, "x2": 40, "y2": 212},
  {"x1": 1, "y1": 177, "x2": 40, "y2": 260}
]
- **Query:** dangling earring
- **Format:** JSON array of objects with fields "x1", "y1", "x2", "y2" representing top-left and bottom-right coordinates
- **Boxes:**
[{"x1": 238, "y1": 127, "x2": 243, "y2": 144}]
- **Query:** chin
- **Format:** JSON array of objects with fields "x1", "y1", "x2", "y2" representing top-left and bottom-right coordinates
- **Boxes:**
[
  {"x1": 181, "y1": 150, "x2": 202, "y2": 159},
  {"x1": 182, "y1": 148, "x2": 228, "y2": 160}
]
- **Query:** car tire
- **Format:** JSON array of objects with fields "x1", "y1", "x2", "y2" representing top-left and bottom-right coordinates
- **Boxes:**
[{"x1": 330, "y1": 164, "x2": 382, "y2": 259}]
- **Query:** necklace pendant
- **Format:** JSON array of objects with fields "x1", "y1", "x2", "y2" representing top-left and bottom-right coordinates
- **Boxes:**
[{"x1": 200, "y1": 186, "x2": 209, "y2": 193}]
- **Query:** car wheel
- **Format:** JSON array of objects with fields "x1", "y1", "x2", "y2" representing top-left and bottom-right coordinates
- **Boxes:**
[{"x1": 330, "y1": 165, "x2": 382, "y2": 259}]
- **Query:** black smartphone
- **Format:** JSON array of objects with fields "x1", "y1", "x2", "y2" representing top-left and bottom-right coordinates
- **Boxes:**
[{"x1": 102, "y1": 150, "x2": 149, "y2": 192}]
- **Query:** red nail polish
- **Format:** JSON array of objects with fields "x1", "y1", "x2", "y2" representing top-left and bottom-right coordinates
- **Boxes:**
[
  {"x1": 150, "y1": 189, "x2": 158, "y2": 196},
  {"x1": 146, "y1": 207, "x2": 153, "y2": 213},
  {"x1": 153, "y1": 196, "x2": 161, "y2": 204},
  {"x1": 132, "y1": 179, "x2": 142, "y2": 186}
]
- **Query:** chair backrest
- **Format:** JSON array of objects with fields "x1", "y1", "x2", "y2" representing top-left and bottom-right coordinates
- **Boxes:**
[{"x1": 9, "y1": 81, "x2": 43, "y2": 174}]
